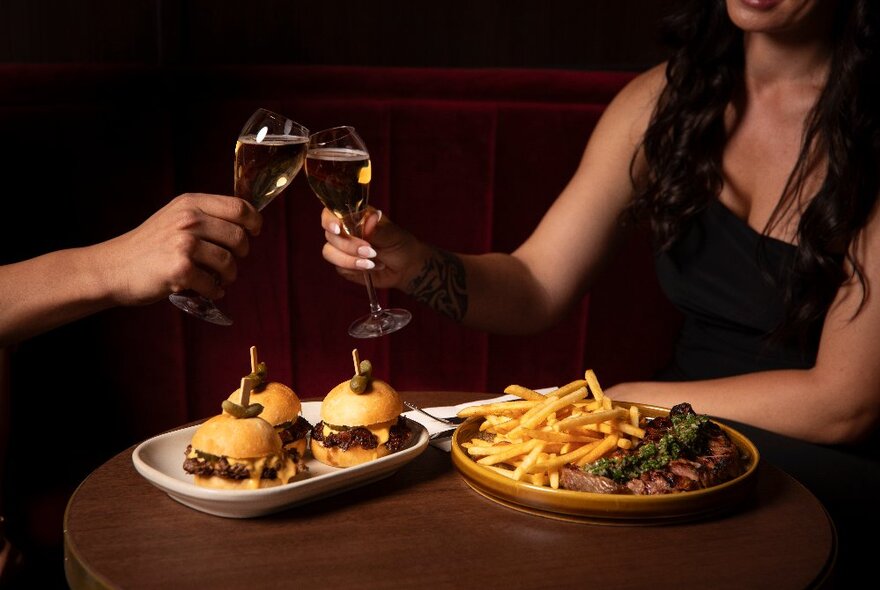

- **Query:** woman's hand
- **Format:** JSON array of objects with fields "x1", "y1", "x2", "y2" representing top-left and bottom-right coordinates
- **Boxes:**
[
  {"x1": 319, "y1": 207, "x2": 426, "y2": 292},
  {"x1": 97, "y1": 193, "x2": 263, "y2": 305}
]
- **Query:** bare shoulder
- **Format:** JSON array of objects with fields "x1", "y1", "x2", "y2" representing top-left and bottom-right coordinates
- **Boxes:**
[
  {"x1": 593, "y1": 62, "x2": 667, "y2": 149},
  {"x1": 618, "y1": 62, "x2": 667, "y2": 102},
  {"x1": 608, "y1": 63, "x2": 666, "y2": 116},
  {"x1": 827, "y1": 198, "x2": 880, "y2": 321},
  {"x1": 855, "y1": 199, "x2": 880, "y2": 277}
]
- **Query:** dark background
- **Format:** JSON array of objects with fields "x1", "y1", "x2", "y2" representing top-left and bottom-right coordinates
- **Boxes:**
[
  {"x1": 0, "y1": 1, "x2": 670, "y2": 588},
  {"x1": 0, "y1": 0, "x2": 669, "y2": 69}
]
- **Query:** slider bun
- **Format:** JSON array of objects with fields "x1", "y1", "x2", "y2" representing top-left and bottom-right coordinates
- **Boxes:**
[
  {"x1": 320, "y1": 379, "x2": 402, "y2": 427},
  {"x1": 191, "y1": 414, "x2": 282, "y2": 459},
  {"x1": 309, "y1": 437, "x2": 392, "y2": 468},
  {"x1": 227, "y1": 381, "x2": 302, "y2": 426},
  {"x1": 193, "y1": 474, "x2": 285, "y2": 490}
]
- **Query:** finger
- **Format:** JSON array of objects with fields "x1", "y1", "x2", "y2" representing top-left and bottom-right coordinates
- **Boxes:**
[
  {"x1": 183, "y1": 194, "x2": 263, "y2": 236},
  {"x1": 174, "y1": 267, "x2": 226, "y2": 301},
  {"x1": 362, "y1": 208, "x2": 382, "y2": 238},
  {"x1": 167, "y1": 251, "x2": 226, "y2": 299},
  {"x1": 186, "y1": 239, "x2": 240, "y2": 286},
  {"x1": 188, "y1": 215, "x2": 252, "y2": 259},
  {"x1": 321, "y1": 208, "x2": 342, "y2": 236},
  {"x1": 324, "y1": 228, "x2": 374, "y2": 258},
  {"x1": 322, "y1": 242, "x2": 375, "y2": 271}
]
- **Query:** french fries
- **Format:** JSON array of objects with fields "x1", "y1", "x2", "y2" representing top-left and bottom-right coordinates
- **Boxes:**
[{"x1": 459, "y1": 371, "x2": 645, "y2": 488}]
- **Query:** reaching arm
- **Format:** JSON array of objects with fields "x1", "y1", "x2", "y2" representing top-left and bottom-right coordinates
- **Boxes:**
[
  {"x1": 606, "y1": 208, "x2": 880, "y2": 445},
  {"x1": 0, "y1": 193, "x2": 261, "y2": 347},
  {"x1": 320, "y1": 66, "x2": 666, "y2": 333}
]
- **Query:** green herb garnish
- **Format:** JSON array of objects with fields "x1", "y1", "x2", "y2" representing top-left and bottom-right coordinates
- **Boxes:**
[{"x1": 586, "y1": 411, "x2": 710, "y2": 482}]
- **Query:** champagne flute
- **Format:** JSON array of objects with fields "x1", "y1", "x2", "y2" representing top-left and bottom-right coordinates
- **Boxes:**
[
  {"x1": 305, "y1": 126, "x2": 412, "y2": 338},
  {"x1": 169, "y1": 108, "x2": 309, "y2": 325}
]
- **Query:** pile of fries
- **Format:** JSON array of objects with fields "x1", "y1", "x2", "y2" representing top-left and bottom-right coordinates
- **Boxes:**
[{"x1": 458, "y1": 370, "x2": 646, "y2": 489}]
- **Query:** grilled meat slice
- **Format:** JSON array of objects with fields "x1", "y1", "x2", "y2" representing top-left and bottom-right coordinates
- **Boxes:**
[
  {"x1": 560, "y1": 465, "x2": 630, "y2": 494},
  {"x1": 559, "y1": 402, "x2": 746, "y2": 495},
  {"x1": 695, "y1": 428, "x2": 744, "y2": 486}
]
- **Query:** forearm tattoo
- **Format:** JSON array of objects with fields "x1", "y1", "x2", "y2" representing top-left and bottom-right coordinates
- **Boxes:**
[{"x1": 407, "y1": 249, "x2": 468, "y2": 321}]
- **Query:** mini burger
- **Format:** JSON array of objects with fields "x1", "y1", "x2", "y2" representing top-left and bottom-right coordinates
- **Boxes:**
[
  {"x1": 227, "y1": 380, "x2": 311, "y2": 465},
  {"x1": 310, "y1": 351, "x2": 412, "y2": 468},
  {"x1": 182, "y1": 412, "x2": 300, "y2": 490}
]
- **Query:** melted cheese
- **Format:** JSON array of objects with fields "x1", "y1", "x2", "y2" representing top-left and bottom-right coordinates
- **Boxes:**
[
  {"x1": 322, "y1": 419, "x2": 396, "y2": 445},
  {"x1": 190, "y1": 449, "x2": 295, "y2": 488},
  {"x1": 370, "y1": 420, "x2": 393, "y2": 445}
]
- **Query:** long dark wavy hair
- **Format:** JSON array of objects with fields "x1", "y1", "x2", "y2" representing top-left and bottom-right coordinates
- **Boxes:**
[{"x1": 630, "y1": 0, "x2": 880, "y2": 347}]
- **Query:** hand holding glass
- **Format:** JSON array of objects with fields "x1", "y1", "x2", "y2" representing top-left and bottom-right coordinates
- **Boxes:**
[
  {"x1": 305, "y1": 126, "x2": 411, "y2": 338},
  {"x1": 169, "y1": 108, "x2": 309, "y2": 325}
]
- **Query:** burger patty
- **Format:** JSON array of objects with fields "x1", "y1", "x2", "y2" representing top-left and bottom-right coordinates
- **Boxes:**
[
  {"x1": 311, "y1": 416, "x2": 412, "y2": 451},
  {"x1": 182, "y1": 445, "x2": 280, "y2": 480},
  {"x1": 277, "y1": 415, "x2": 312, "y2": 447}
]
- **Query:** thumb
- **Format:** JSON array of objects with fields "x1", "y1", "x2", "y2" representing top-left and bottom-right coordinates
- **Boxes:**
[{"x1": 362, "y1": 207, "x2": 384, "y2": 239}]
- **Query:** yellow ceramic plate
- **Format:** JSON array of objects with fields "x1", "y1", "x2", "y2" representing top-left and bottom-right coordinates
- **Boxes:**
[{"x1": 451, "y1": 402, "x2": 760, "y2": 525}]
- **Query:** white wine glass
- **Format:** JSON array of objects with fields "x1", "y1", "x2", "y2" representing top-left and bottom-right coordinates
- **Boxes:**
[
  {"x1": 305, "y1": 126, "x2": 412, "y2": 338},
  {"x1": 169, "y1": 108, "x2": 309, "y2": 325}
]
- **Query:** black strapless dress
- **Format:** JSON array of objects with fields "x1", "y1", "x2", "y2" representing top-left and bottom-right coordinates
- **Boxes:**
[{"x1": 654, "y1": 199, "x2": 819, "y2": 380}]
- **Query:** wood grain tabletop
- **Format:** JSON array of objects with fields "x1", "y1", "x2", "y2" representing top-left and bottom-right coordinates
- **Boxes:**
[{"x1": 64, "y1": 391, "x2": 835, "y2": 590}]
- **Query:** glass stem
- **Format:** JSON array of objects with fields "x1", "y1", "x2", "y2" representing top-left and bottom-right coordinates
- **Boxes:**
[{"x1": 362, "y1": 271, "x2": 383, "y2": 318}]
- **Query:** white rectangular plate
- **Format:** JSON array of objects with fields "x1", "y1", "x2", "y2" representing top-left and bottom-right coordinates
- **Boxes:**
[{"x1": 132, "y1": 401, "x2": 429, "y2": 518}]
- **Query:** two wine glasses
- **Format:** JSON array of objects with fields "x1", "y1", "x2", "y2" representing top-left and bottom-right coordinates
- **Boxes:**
[{"x1": 168, "y1": 108, "x2": 411, "y2": 338}]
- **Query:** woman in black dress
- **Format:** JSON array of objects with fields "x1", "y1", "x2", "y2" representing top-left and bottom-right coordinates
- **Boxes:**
[{"x1": 319, "y1": 0, "x2": 880, "y2": 447}]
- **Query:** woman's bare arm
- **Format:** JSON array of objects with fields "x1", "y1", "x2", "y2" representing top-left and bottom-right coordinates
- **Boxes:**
[
  {"x1": 320, "y1": 65, "x2": 666, "y2": 333},
  {"x1": 606, "y1": 207, "x2": 880, "y2": 445}
]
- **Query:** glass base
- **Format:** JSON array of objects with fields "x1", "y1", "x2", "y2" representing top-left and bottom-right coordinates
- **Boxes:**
[
  {"x1": 348, "y1": 308, "x2": 412, "y2": 338},
  {"x1": 168, "y1": 292, "x2": 233, "y2": 326}
]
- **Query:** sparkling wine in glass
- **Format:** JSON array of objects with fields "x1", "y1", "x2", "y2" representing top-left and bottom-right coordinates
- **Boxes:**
[
  {"x1": 305, "y1": 126, "x2": 411, "y2": 338},
  {"x1": 168, "y1": 109, "x2": 309, "y2": 325}
]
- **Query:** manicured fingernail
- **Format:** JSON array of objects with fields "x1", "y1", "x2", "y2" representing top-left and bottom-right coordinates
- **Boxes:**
[
  {"x1": 330, "y1": 223, "x2": 341, "y2": 235},
  {"x1": 375, "y1": 209, "x2": 383, "y2": 222},
  {"x1": 358, "y1": 245, "x2": 377, "y2": 258},
  {"x1": 355, "y1": 259, "x2": 375, "y2": 270}
]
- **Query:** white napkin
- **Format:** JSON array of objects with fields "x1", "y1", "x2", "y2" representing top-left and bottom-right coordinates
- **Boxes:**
[{"x1": 403, "y1": 388, "x2": 556, "y2": 452}]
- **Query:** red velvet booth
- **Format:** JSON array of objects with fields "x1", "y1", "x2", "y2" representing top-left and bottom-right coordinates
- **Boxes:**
[{"x1": 0, "y1": 64, "x2": 680, "y2": 582}]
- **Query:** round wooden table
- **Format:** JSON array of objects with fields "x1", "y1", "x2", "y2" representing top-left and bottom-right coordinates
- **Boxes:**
[{"x1": 64, "y1": 392, "x2": 835, "y2": 589}]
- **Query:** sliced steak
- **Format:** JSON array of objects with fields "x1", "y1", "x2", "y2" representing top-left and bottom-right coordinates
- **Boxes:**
[
  {"x1": 694, "y1": 429, "x2": 744, "y2": 487},
  {"x1": 560, "y1": 465, "x2": 630, "y2": 494},
  {"x1": 561, "y1": 402, "x2": 746, "y2": 495}
]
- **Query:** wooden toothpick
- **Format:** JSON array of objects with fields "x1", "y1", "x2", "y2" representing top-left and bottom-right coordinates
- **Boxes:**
[
  {"x1": 240, "y1": 377, "x2": 253, "y2": 408},
  {"x1": 250, "y1": 345, "x2": 258, "y2": 374},
  {"x1": 352, "y1": 349, "x2": 361, "y2": 376}
]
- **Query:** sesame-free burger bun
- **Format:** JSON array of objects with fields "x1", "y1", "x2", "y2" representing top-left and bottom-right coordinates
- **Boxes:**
[
  {"x1": 309, "y1": 438, "x2": 393, "y2": 468},
  {"x1": 319, "y1": 379, "x2": 402, "y2": 427},
  {"x1": 191, "y1": 414, "x2": 282, "y2": 459},
  {"x1": 226, "y1": 382, "x2": 302, "y2": 427},
  {"x1": 186, "y1": 414, "x2": 299, "y2": 489},
  {"x1": 310, "y1": 377, "x2": 412, "y2": 469}
]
